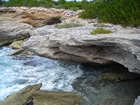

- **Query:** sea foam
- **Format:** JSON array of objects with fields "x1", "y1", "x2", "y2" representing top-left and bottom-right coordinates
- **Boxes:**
[{"x1": 0, "y1": 46, "x2": 83, "y2": 100}]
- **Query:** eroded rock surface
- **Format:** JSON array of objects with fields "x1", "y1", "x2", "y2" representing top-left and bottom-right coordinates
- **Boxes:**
[
  {"x1": 22, "y1": 24, "x2": 140, "y2": 74},
  {"x1": 20, "y1": 10, "x2": 62, "y2": 27},
  {"x1": 0, "y1": 7, "x2": 79, "y2": 27},
  {"x1": 1, "y1": 7, "x2": 140, "y2": 105},
  {"x1": 0, "y1": 83, "x2": 82, "y2": 105},
  {"x1": 98, "y1": 72, "x2": 140, "y2": 83},
  {"x1": 0, "y1": 21, "x2": 33, "y2": 46},
  {"x1": 0, "y1": 21, "x2": 34, "y2": 55},
  {"x1": 0, "y1": 83, "x2": 42, "y2": 105},
  {"x1": 32, "y1": 90, "x2": 82, "y2": 105}
]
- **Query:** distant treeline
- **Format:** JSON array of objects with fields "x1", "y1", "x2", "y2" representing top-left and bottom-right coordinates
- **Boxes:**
[{"x1": 0, "y1": 0, "x2": 140, "y2": 27}]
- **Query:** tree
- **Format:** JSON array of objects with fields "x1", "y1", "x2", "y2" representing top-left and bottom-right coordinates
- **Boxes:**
[
  {"x1": 58, "y1": 0, "x2": 66, "y2": 5},
  {"x1": 0, "y1": 0, "x2": 3, "y2": 5}
]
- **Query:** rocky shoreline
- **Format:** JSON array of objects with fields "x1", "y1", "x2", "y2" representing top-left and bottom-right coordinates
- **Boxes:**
[
  {"x1": 0, "y1": 7, "x2": 140, "y2": 105},
  {"x1": 0, "y1": 83, "x2": 82, "y2": 105}
]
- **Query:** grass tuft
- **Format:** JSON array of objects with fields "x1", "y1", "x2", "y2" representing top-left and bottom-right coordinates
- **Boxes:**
[
  {"x1": 91, "y1": 28, "x2": 112, "y2": 35},
  {"x1": 55, "y1": 22, "x2": 83, "y2": 28}
]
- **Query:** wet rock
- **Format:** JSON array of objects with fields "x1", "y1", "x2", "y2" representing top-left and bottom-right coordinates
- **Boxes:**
[
  {"x1": 98, "y1": 72, "x2": 140, "y2": 83},
  {"x1": 9, "y1": 39, "x2": 34, "y2": 56},
  {"x1": 12, "y1": 54, "x2": 33, "y2": 60},
  {"x1": 0, "y1": 83, "x2": 82, "y2": 105},
  {"x1": 8, "y1": 49, "x2": 34, "y2": 56},
  {"x1": 26, "y1": 101, "x2": 34, "y2": 105},
  {"x1": 31, "y1": 90, "x2": 82, "y2": 105},
  {"x1": 105, "y1": 98, "x2": 114, "y2": 105},
  {"x1": 0, "y1": 83, "x2": 42, "y2": 105},
  {"x1": 9, "y1": 40, "x2": 23, "y2": 49}
]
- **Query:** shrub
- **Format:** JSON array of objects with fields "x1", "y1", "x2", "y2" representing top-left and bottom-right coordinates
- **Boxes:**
[
  {"x1": 80, "y1": 0, "x2": 140, "y2": 27},
  {"x1": 3, "y1": 0, "x2": 89, "y2": 11},
  {"x1": 91, "y1": 28, "x2": 112, "y2": 35},
  {"x1": 55, "y1": 22, "x2": 83, "y2": 28}
]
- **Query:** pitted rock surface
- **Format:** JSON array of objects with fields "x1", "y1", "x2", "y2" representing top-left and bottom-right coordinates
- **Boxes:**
[{"x1": 22, "y1": 24, "x2": 140, "y2": 74}]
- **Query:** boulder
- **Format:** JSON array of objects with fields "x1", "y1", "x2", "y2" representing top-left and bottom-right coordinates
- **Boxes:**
[
  {"x1": 0, "y1": 21, "x2": 33, "y2": 46},
  {"x1": 8, "y1": 39, "x2": 34, "y2": 56},
  {"x1": 9, "y1": 40, "x2": 23, "y2": 49},
  {"x1": 0, "y1": 83, "x2": 42, "y2": 105},
  {"x1": 22, "y1": 24, "x2": 140, "y2": 74},
  {"x1": 98, "y1": 72, "x2": 140, "y2": 83},
  {"x1": 0, "y1": 83, "x2": 82, "y2": 105},
  {"x1": 31, "y1": 90, "x2": 82, "y2": 105},
  {"x1": 8, "y1": 48, "x2": 34, "y2": 56}
]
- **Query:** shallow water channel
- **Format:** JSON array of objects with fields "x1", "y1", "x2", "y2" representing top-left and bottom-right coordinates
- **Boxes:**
[{"x1": 0, "y1": 46, "x2": 140, "y2": 105}]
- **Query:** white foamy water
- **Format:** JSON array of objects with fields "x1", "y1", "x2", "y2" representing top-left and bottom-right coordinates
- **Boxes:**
[
  {"x1": 0, "y1": 46, "x2": 83, "y2": 101},
  {"x1": 1, "y1": 46, "x2": 140, "y2": 105}
]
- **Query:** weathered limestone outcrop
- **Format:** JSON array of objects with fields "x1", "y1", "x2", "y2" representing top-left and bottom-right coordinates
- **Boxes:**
[
  {"x1": 0, "y1": 83, "x2": 42, "y2": 105},
  {"x1": 22, "y1": 24, "x2": 140, "y2": 74},
  {"x1": 22, "y1": 23, "x2": 140, "y2": 105},
  {"x1": 20, "y1": 9, "x2": 62, "y2": 27},
  {"x1": 0, "y1": 83, "x2": 82, "y2": 105},
  {"x1": 1, "y1": 7, "x2": 140, "y2": 104},
  {"x1": 1, "y1": 7, "x2": 62, "y2": 27},
  {"x1": 8, "y1": 39, "x2": 34, "y2": 56},
  {"x1": 0, "y1": 7, "x2": 77, "y2": 27},
  {"x1": 0, "y1": 21, "x2": 34, "y2": 55},
  {"x1": 0, "y1": 21, "x2": 33, "y2": 46}
]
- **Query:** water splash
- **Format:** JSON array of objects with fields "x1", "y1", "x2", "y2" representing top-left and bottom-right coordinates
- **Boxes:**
[
  {"x1": 0, "y1": 46, "x2": 140, "y2": 105},
  {"x1": 0, "y1": 46, "x2": 83, "y2": 100}
]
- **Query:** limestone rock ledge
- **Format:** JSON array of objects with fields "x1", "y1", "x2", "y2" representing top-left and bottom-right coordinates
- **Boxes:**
[
  {"x1": 0, "y1": 21, "x2": 34, "y2": 55},
  {"x1": 0, "y1": 21, "x2": 33, "y2": 46},
  {"x1": 0, "y1": 7, "x2": 79, "y2": 27},
  {"x1": 0, "y1": 83, "x2": 82, "y2": 105},
  {"x1": 22, "y1": 24, "x2": 140, "y2": 74}
]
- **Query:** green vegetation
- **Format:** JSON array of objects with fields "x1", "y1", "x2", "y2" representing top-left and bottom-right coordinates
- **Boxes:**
[
  {"x1": 0, "y1": 0, "x2": 3, "y2": 5},
  {"x1": 91, "y1": 28, "x2": 112, "y2": 35},
  {"x1": 2, "y1": 0, "x2": 87, "y2": 11},
  {"x1": 79, "y1": 0, "x2": 140, "y2": 27},
  {"x1": 55, "y1": 22, "x2": 83, "y2": 28}
]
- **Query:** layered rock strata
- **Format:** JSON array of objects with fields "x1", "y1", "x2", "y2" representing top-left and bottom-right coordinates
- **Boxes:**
[
  {"x1": 0, "y1": 83, "x2": 82, "y2": 105},
  {"x1": 0, "y1": 21, "x2": 33, "y2": 46},
  {"x1": 0, "y1": 21, "x2": 34, "y2": 55},
  {"x1": 22, "y1": 24, "x2": 140, "y2": 74},
  {"x1": 0, "y1": 7, "x2": 79, "y2": 27},
  {"x1": 1, "y1": 7, "x2": 140, "y2": 104}
]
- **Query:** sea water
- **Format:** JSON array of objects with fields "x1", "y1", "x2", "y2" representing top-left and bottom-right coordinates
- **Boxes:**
[
  {"x1": 0, "y1": 46, "x2": 140, "y2": 105},
  {"x1": 0, "y1": 46, "x2": 83, "y2": 100}
]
